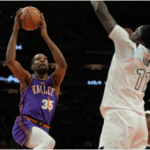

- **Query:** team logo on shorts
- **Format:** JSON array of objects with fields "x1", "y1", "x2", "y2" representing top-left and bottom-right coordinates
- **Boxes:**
[{"x1": 41, "y1": 97, "x2": 53, "y2": 113}]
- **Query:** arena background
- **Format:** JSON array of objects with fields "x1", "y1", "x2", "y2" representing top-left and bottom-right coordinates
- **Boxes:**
[{"x1": 0, "y1": 1, "x2": 150, "y2": 149}]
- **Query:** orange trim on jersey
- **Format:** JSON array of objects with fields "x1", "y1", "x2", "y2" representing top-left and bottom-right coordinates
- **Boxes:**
[
  {"x1": 20, "y1": 76, "x2": 33, "y2": 93},
  {"x1": 35, "y1": 76, "x2": 48, "y2": 80},
  {"x1": 23, "y1": 116, "x2": 50, "y2": 129},
  {"x1": 50, "y1": 75, "x2": 58, "y2": 100}
]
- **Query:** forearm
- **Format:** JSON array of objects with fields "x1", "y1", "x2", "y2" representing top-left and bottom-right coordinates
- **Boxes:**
[
  {"x1": 44, "y1": 36, "x2": 67, "y2": 68},
  {"x1": 6, "y1": 29, "x2": 18, "y2": 63},
  {"x1": 92, "y1": 1, "x2": 116, "y2": 34}
]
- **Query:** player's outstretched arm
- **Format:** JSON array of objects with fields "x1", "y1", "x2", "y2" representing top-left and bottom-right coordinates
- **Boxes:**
[
  {"x1": 39, "y1": 13, "x2": 67, "y2": 87},
  {"x1": 91, "y1": 1, "x2": 117, "y2": 35},
  {"x1": 5, "y1": 8, "x2": 31, "y2": 84}
]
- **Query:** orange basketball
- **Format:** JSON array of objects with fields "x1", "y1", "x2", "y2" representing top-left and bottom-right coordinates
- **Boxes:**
[{"x1": 19, "y1": 6, "x2": 41, "y2": 31}]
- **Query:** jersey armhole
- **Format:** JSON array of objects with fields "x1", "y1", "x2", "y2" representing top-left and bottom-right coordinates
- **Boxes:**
[
  {"x1": 50, "y1": 75, "x2": 59, "y2": 100},
  {"x1": 20, "y1": 75, "x2": 33, "y2": 93},
  {"x1": 114, "y1": 52, "x2": 133, "y2": 62}
]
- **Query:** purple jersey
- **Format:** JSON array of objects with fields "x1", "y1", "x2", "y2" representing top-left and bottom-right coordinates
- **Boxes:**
[
  {"x1": 12, "y1": 75, "x2": 58, "y2": 146},
  {"x1": 21, "y1": 74, "x2": 57, "y2": 125}
]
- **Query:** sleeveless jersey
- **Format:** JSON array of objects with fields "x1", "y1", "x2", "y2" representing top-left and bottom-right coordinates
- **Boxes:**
[
  {"x1": 100, "y1": 25, "x2": 150, "y2": 118},
  {"x1": 19, "y1": 74, "x2": 58, "y2": 125}
]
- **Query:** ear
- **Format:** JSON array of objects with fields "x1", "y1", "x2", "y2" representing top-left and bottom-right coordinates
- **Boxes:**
[
  {"x1": 135, "y1": 34, "x2": 142, "y2": 42},
  {"x1": 137, "y1": 33, "x2": 141, "y2": 39},
  {"x1": 31, "y1": 65, "x2": 34, "y2": 71}
]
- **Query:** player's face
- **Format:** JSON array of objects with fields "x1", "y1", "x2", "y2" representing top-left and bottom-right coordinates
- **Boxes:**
[
  {"x1": 32, "y1": 54, "x2": 49, "y2": 73},
  {"x1": 145, "y1": 113, "x2": 150, "y2": 129},
  {"x1": 130, "y1": 26, "x2": 143, "y2": 43}
]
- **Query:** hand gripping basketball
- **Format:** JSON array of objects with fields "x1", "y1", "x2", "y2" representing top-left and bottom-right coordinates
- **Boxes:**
[
  {"x1": 13, "y1": 8, "x2": 23, "y2": 31},
  {"x1": 39, "y1": 13, "x2": 48, "y2": 38}
]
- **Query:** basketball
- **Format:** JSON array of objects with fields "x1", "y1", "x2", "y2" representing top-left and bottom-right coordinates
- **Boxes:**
[{"x1": 19, "y1": 6, "x2": 41, "y2": 31}]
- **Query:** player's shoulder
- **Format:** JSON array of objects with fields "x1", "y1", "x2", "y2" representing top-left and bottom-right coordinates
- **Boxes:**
[
  {"x1": 109, "y1": 25, "x2": 126, "y2": 35},
  {"x1": 109, "y1": 24, "x2": 131, "y2": 43}
]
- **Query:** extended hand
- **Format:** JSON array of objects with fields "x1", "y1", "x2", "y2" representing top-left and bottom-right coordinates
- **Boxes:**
[
  {"x1": 13, "y1": 8, "x2": 22, "y2": 31},
  {"x1": 39, "y1": 13, "x2": 48, "y2": 38},
  {"x1": 91, "y1": 1, "x2": 100, "y2": 11}
]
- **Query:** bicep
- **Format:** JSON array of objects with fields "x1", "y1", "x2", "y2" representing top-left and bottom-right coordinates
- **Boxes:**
[
  {"x1": 6, "y1": 60, "x2": 31, "y2": 83},
  {"x1": 52, "y1": 65, "x2": 67, "y2": 86},
  {"x1": 96, "y1": 8, "x2": 117, "y2": 34}
]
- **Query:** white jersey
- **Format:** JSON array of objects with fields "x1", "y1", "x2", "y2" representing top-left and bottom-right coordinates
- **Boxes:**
[{"x1": 100, "y1": 25, "x2": 150, "y2": 118}]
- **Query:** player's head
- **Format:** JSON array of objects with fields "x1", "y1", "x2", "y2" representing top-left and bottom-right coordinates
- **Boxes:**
[
  {"x1": 130, "y1": 25, "x2": 150, "y2": 49},
  {"x1": 31, "y1": 54, "x2": 49, "y2": 74},
  {"x1": 145, "y1": 111, "x2": 150, "y2": 129}
]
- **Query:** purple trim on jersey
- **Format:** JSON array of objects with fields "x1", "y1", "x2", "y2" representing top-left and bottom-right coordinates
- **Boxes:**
[
  {"x1": 17, "y1": 116, "x2": 29, "y2": 136},
  {"x1": 19, "y1": 93, "x2": 24, "y2": 114},
  {"x1": 12, "y1": 93, "x2": 29, "y2": 146},
  {"x1": 18, "y1": 93, "x2": 29, "y2": 136}
]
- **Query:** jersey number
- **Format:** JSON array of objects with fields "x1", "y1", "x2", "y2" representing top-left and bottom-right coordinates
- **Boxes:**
[
  {"x1": 41, "y1": 99, "x2": 53, "y2": 112},
  {"x1": 135, "y1": 69, "x2": 150, "y2": 92}
]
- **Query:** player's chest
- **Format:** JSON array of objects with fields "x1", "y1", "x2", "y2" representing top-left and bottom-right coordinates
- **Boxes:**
[
  {"x1": 29, "y1": 91, "x2": 57, "y2": 113},
  {"x1": 30, "y1": 81, "x2": 55, "y2": 96},
  {"x1": 133, "y1": 49, "x2": 150, "y2": 71}
]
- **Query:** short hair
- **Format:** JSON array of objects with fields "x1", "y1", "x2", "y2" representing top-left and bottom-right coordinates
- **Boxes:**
[
  {"x1": 141, "y1": 25, "x2": 150, "y2": 49},
  {"x1": 31, "y1": 54, "x2": 48, "y2": 66}
]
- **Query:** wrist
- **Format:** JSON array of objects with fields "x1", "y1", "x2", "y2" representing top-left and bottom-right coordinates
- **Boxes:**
[
  {"x1": 12, "y1": 27, "x2": 19, "y2": 33},
  {"x1": 43, "y1": 34, "x2": 49, "y2": 40}
]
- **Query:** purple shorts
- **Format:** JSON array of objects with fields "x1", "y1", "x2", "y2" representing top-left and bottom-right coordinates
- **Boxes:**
[{"x1": 12, "y1": 116, "x2": 49, "y2": 146}]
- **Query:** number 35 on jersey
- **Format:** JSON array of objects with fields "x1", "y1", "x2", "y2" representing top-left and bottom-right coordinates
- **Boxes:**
[{"x1": 41, "y1": 97, "x2": 54, "y2": 113}]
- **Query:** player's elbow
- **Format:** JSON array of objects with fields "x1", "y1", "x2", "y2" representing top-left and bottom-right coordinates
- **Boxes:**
[
  {"x1": 5, "y1": 59, "x2": 15, "y2": 66},
  {"x1": 60, "y1": 62, "x2": 67, "y2": 69},
  {"x1": 62, "y1": 63, "x2": 67, "y2": 71}
]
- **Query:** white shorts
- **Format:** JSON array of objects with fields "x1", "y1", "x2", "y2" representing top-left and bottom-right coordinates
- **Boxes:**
[{"x1": 99, "y1": 109, "x2": 148, "y2": 149}]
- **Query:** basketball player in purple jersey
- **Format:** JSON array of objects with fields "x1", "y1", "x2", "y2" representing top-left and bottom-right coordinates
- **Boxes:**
[{"x1": 5, "y1": 8, "x2": 67, "y2": 149}]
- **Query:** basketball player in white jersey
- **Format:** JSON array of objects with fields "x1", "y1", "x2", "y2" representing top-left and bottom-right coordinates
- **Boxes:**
[
  {"x1": 91, "y1": 1, "x2": 150, "y2": 149},
  {"x1": 145, "y1": 111, "x2": 150, "y2": 147}
]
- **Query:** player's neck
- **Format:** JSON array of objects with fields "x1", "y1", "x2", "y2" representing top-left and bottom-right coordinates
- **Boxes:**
[{"x1": 34, "y1": 73, "x2": 48, "y2": 79}]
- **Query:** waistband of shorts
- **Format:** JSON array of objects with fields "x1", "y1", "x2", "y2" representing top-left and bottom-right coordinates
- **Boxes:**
[
  {"x1": 23, "y1": 115, "x2": 50, "y2": 130},
  {"x1": 103, "y1": 108, "x2": 145, "y2": 118}
]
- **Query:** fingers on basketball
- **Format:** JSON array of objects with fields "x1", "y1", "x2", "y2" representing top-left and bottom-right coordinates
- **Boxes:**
[
  {"x1": 42, "y1": 13, "x2": 45, "y2": 20},
  {"x1": 16, "y1": 8, "x2": 22, "y2": 15},
  {"x1": 40, "y1": 13, "x2": 44, "y2": 21},
  {"x1": 39, "y1": 25, "x2": 42, "y2": 30}
]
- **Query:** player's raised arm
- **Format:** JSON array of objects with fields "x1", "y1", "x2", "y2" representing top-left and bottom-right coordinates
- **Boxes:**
[
  {"x1": 5, "y1": 8, "x2": 31, "y2": 84},
  {"x1": 91, "y1": 1, "x2": 117, "y2": 35},
  {"x1": 39, "y1": 13, "x2": 67, "y2": 87}
]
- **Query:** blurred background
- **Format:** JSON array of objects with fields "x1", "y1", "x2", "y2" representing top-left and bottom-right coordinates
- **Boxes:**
[{"x1": 0, "y1": 1, "x2": 150, "y2": 149}]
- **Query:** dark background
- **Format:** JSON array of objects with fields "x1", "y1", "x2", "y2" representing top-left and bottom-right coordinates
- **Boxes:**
[{"x1": 0, "y1": 1, "x2": 150, "y2": 149}]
